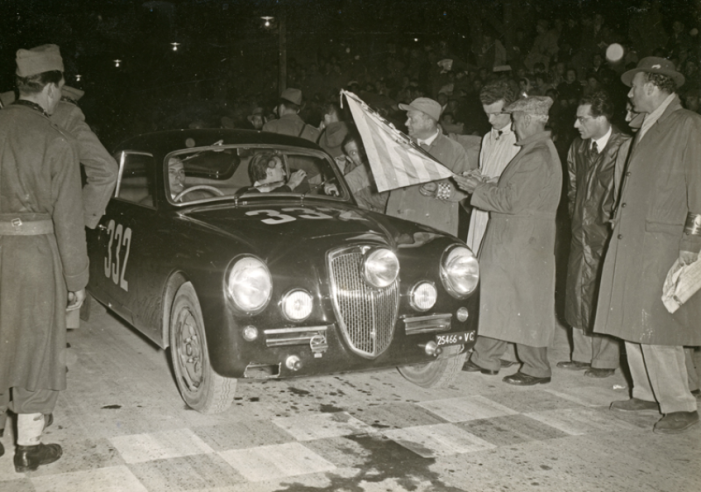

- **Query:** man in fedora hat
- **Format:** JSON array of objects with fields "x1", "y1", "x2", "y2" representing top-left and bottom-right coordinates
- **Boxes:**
[
  {"x1": 262, "y1": 88, "x2": 320, "y2": 143},
  {"x1": 0, "y1": 44, "x2": 88, "y2": 471},
  {"x1": 595, "y1": 57, "x2": 701, "y2": 434},
  {"x1": 455, "y1": 96, "x2": 562, "y2": 386},
  {"x1": 386, "y1": 97, "x2": 473, "y2": 235}
]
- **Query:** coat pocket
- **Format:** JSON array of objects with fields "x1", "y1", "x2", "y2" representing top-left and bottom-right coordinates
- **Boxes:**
[{"x1": 644, "y1": 220, "x2": 683, "y2": 235}]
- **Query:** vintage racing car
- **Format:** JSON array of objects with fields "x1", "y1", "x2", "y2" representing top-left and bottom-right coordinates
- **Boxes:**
[{"x1": 85, "y1": 129, "x2": 480, "y2": 413}]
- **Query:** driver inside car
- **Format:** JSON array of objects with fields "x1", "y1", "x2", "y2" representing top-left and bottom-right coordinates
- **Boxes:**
[{"x1": 168, "y1": 156, "x2": 222, "y2": 202}]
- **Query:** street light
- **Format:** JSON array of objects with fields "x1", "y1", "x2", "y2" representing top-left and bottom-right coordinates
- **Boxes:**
[
  {"x1": 261, "y1": 16, "x2": 274, "y2": 28},
  {"x1": 75, "y1": 74, "x2": 82, "y2": 82},
  {"x1": 113, "y1": 59, "x2": 121, "y2": 68},
  {"x1": 171, "y1": 42, "x2": 180, "y2": 51}
]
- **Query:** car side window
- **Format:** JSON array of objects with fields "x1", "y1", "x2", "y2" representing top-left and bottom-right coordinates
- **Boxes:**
[{"x1": 116, "y1": 152, "x2": 156, "y2": 207}]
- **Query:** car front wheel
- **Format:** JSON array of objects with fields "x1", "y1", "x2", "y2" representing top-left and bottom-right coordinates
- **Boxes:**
[
  {"x1": 396, "y1": 345, "x2": 466, "y2": 388},
  {"x1": 169, "y1": 282, "x2": 236, "y2": 414}
]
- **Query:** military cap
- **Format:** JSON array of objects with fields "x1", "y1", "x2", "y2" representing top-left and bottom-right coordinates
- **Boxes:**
[
  {"x1": 504, "y1": 96, "x2": 553, "y2": 115},
  {"x1": 16, "y1": 44, "x2": 64, "y2": 77},
  {"x1": 280, "y1": 88, "x2": 303, "y2": 106}
]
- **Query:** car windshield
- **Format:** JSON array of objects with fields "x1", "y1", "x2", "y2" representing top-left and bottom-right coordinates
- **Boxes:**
[{"x1": 165, "y1": 145, "x2": 350, "y2": 205}]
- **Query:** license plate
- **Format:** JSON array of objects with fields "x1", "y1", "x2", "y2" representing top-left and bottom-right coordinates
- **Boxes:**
[{"x1": 435, "y1": 331, "x2": 475, "y2": 346}]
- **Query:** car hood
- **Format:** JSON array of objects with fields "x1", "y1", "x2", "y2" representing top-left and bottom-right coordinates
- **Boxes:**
[{"x1": 179, "y1": 200, "x2": 448, "y2": 258}]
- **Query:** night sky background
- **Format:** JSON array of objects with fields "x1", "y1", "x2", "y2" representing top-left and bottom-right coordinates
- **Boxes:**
[{"x1": 0, "y1": 0, "x2": 698, "y2": 147}]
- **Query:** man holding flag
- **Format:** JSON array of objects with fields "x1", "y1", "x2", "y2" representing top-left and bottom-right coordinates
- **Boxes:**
[{"x1": 384, "y1": 98, "x2": 474, "y2": 235}]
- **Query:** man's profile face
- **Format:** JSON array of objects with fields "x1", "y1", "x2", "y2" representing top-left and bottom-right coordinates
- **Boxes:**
[
  {"x1": 46, "y1": 79, "x2": 65, "y2": 115},
  {"x1": 511, "y1": 111, "x2": 528, "y2": 139},
  {"x1": 628, "y1": 72, "x2": 650, "y2": 113},
  {"x1": 483, "y1": 100, "x2": 511, "y2": 131},
  {"x1": 168, "y1": 158, "x2": 185, "y2": 195},
  {"x1": 574, "y1": 104, "x2": 606, "y2": 140},
  {"x1": 405, "y1": 109, "x2": 433, "y2": 139}
]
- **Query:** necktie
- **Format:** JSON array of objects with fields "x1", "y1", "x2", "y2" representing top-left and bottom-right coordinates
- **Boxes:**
[
  {"x1": 496, "y1": 130, "x2": 503, "y2": 140},
  {"x1": 592, "y1": 141, "x2": 598, "y2": 154}
]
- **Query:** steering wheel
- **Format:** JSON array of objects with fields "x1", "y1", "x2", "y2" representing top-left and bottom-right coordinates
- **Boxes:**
[{"x1": 173, "y1": 185, "x2": 224, "y2": 202}]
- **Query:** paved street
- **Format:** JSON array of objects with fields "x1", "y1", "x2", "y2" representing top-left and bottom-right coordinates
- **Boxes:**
[{"x1": 1, "y1": 302, "x2": 699, "y2": 492}]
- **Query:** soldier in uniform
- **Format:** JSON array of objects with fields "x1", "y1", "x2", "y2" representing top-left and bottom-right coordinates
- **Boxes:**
[
  {"x1": 0, "y1": 44, "x2": 88, "y2": 471},
  {"x1": 262, "y1": 88, "x2": 320, "y2": 143}
]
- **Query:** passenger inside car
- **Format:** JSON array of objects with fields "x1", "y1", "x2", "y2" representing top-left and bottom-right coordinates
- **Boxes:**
[{"x1": 246, "y1": 150, "x2": 308, "y2": 193}]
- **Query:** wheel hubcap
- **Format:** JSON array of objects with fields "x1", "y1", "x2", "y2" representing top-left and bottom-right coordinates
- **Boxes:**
[{"x1": 176, "y1": 309, "x2": 203, "y2": 390}]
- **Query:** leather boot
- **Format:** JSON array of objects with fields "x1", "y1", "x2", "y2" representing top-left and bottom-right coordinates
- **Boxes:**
[{"x1": 14, "y1": 443, "x2": 63, "y2": 472}]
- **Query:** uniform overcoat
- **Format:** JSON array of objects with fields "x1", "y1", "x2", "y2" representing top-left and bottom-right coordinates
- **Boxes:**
[
  {"x1": 385, "y1": 132, "x2": 474, "y2": 236},
  {"x1": 594, "y1": 97, "x2": 701, "y2": 346},
  {"x1": 471, "y1": 131, "x2": 562, "y2": 347},
  {"x1": 0, "y1": 104, "x2": 89, "y2": 392},
  {"x1": 262, "y1": 113, "x2": 320, "y2": 143},
  {"x1": 51, "y1": 101, "x2": 118, "y2": 229},
  {"x1": 564, "y1": 128, "x2": 631, "y2": 331}
]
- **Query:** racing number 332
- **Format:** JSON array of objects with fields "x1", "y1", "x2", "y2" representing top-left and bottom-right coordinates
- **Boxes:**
[{"x1": 104, "y1": 219, "x2": 132, "y2": 291}]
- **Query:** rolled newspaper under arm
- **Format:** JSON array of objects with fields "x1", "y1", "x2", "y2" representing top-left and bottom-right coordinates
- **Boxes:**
[{"x1": 662, "y1": 257, "x2": 701, "y2": 313}]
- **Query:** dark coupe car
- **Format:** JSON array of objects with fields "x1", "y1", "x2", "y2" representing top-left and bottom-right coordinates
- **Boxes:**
[{"x1": 85, "y1": 129, "x2": 480, "y2": 413}]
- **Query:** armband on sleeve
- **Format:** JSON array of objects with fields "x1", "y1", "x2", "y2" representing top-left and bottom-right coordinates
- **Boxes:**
[{"x1": 684, "y1": 213, "x2": 701, "y2": 236}]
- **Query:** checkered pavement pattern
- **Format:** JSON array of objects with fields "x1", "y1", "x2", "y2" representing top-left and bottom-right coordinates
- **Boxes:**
[{"x1": 0, "y1": 383, "x2": 667, "y2": 492}]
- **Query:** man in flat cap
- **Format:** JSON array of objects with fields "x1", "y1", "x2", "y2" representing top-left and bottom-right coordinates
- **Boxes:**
[
  {"x1": 455, "y1": 96, "x2": 562, "y2": 385},
  {"x1": 262, "y1": 88, "x2": 320, "y2": 143},
  {"x1": 595, "y1": 57, "x2": 701, "y2": 434},
  {"x1": 386, "y1": 97, "x2": 473, "y2": 235},
  {"x1": 0, "y1": 44, "x2": 88, "y2": 470}
]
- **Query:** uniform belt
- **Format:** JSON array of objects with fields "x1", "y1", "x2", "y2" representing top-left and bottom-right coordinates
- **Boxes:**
[{"x1": 0, "y1": 218, "x2": 54, "y2": 236}]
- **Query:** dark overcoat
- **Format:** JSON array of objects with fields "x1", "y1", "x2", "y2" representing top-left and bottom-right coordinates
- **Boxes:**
[
  {"x1": 471, "y1": 131, "x2": 562, "y2": 347},
  {"x1": 594, "y1": 97, "x2": 701, "y2": 346},
  {"x1": 564, "y1": 128, "x2": 631, "y2": 331},
  {"x1": 0, "y1": 104, "x2": 89, "y2": 392}
]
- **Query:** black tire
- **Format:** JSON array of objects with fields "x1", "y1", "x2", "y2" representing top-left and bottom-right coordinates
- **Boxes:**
[
  {"x1": 397, "y1": 345, "x2": 466, "y2": 388},
  {"x1": 169, "y1": 282, "x2": 236, "y2": 413}
]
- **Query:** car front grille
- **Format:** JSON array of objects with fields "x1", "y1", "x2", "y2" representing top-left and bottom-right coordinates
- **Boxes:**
[{"x1": 327, "y1": 246, "x2": 399, "y2": 358}]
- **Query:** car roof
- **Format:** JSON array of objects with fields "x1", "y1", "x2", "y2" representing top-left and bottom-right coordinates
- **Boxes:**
[{"x1": 113, "y1": 128, "x2": 323, "y2": 156}]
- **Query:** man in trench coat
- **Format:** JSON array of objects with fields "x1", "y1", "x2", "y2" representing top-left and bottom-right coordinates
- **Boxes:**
[
  {"x1": 596, "y1": 57, "x2": 701, "y2": 434},
  {"x1": 0, "y1": 45, "x2": 88, "y2": 470},
  {"x1": 558, "y1": 91, "x2": 631, "y2": 378},
  {"x1": 455, "y1": 96, "x2": 562, "y2": 385}
]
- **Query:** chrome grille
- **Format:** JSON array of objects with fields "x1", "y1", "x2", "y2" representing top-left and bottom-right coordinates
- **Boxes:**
[{"x1": 328, "y1": 246, "x2": 399, "y2": 358}]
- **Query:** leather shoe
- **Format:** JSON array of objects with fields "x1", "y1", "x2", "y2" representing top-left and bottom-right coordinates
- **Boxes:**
[
  {"x1": 653, "y1": 411, "x2": 699, "y2": 434},
  {"x1": 462, "y1": 359, "x2": 498, "y2": 375},
  {"x1": 502, "y1": 372, "x2": 551, "y2": 386},
  {"x1": 0, "y1": 440, "x2": 4, "y2": 458},
  {"x1": 556, "y1": 360, "x2": 591, "y2": 370},
  {"x1": 584, "y1": 368, "x2": 615, "y2": 378},
  {"x1": 14, "y1": 443, "x2": 63, "y2": 472},
  {"x1": 610, "y1": 398, "x2": 659, "y2": 412},
  {"x1": 500, "y1": 359, "x2": 519, "y2": 368}
]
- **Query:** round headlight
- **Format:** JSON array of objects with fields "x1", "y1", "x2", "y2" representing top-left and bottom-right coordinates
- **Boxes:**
[
  {"x1": 440, "y1": 246, "x2": 479, "y2": 298},
  {"x1": 411, "y1": 282, "x2": 437, "y2": 311},
  {"x1": 282, "y1": 289, "x2": 313, "y2": 321},
  {"x1": 226, "y1": 256, "x2": 272, "y2": 313},
  {"x1": 363, "y1": 248, "x2": 399, "y2": 288}
]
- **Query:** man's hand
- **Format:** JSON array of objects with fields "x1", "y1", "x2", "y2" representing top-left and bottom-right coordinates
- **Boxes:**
[
  {"x1": 324, "y1": 182, "x2": 340, "y2": 196},
  {"x1": 67, "y1": 289, "x2": 86, "y2": 311},
  {"x1": 287, "y1": 170, "x2": 306, "y2": 190},
  {"x1": 679, "y1": 250, "x2": 699, "y2": 266},
  {"x1": 453, "y1": 170, "x2": 484, "y2": 194}
]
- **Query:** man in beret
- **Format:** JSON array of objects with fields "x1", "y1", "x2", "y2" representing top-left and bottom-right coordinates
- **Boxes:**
[
  {"x1": 455, "y1": 96, "x2": 562, "y2": 385},
  {"x1": 595, "y1": 57, "x2": 701, "y2": 434},
  {"x1": 262, "y1": 87, "x2": 320, "y2": 143},
  {"x1": 0, "y1": 44, "x2": 88, "y2": 470},
  {"x1": 385, "y1": 97, "x2": 473, "y2": 235}
]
